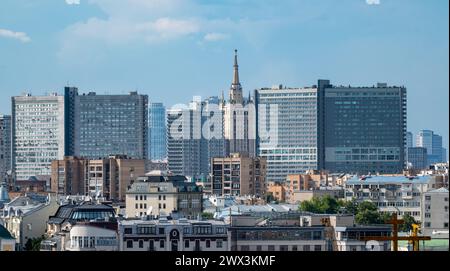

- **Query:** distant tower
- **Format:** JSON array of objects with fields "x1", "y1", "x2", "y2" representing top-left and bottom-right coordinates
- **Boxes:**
[{"x1": 229, "y1": 49, "x2": 243, "y2": 104}]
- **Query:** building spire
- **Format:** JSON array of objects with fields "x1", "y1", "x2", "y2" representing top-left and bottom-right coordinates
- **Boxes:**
[
  {"x1": 233, "y1": 49, "x2": 239, "y2": 85},
  {"x1": 230, "y1": 49, "x2": 243, "y2": 104}
]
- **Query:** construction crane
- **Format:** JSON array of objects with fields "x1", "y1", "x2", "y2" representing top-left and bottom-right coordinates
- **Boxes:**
[
  {"x1": 408, "y1": 224, "x2": 423, "y2": 251},
  {"x1": 360, "y1": 213, "x2": 431, "y2": 251}
]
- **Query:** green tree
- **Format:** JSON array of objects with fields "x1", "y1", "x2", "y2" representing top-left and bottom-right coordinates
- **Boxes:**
[
  {"x1": 201, "y1": 212, "x2": 214, "y2": 219},
  {"x1": 399, "y1": 213, "x2": 418, "y2": 232},
  {"x1": 340, "y1": 199, "x2": 358, "y2": 215},
  {"x1": 24, "y1": 236, "x2": 44, "y2": 251},
  {"x1": 299, "y1": 195, "x2": 341, "y2": 214},
  {"x1": 354, "y1": 201, "x2": 386, "y2": 225}
]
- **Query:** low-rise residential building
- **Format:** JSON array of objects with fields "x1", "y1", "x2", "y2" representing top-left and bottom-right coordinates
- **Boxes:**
[
  {"x1": 51, "y1": 156, "x2": 87, "y2": 195},
  {"x1": 125, "y1": 172, "x2": 203, "y2": 219},
  {"x1": 51, "y1": 155, "x2": 146, "y2": 202},
  {"x1": 345, "y1": 175, "x2": 431, "y2": 221},
  {"x1": 291, "y1": 187, "x2": 344, "y2": 203},
  {"x1": 228, "y1": 225, "x2": 327, "y2": 251},
  {"x1": 334, "y1": 226, "x2": 392, "y2": 251},
  {"x1": 1, "y1": 194, "x2": 59, "y2": 249},
  {"x1": 266, "y1": 182, "x2": 286, "y2": 202},
  {"x1": 119, "y1": 217, "x2": 228, "y2": 251},
  {"x1": 421, "y1": 187, "x2": 449, "y2": 236},
  {"x1": 285, "y1": 170, "x2": 330, "y2": 202},
  {"x1": 208, "y1": 153, "x2": 266, "y2": 197}
]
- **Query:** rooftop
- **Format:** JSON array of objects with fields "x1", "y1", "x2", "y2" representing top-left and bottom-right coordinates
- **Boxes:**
[{"x1": 346, "y1": 175, "x2": 431, "y2": 185}]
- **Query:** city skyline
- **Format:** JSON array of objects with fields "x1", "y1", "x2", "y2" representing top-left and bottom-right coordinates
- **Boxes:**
[{"x1": 0, "y1": 0, "x2": 448, "y2": 151}]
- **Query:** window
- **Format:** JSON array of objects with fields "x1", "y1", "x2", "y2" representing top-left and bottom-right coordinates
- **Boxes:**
[
  {"x1": 292, "y1": 245, "x2": 298, "y2": 251},
  {"x1": 135, "y1": 195, "x2": 138, "y2": 200},
  {"x1": 256, "y1": 245, "x2": 262, "y2": 251},
  {"x1": 240, "y1": 245, "x2": 250, "y2": 251},
  {"x1": 135, "y1": 204, "x2": 138, "y2": 209},
  {"x1": 126, "y1": 240, "x2": 133, "y2": 248},
  {"x1": 314, "y1": 245, "x2": 322, "y2": 251},
  {"x1": 445, "y1": 198, "x2": 448, "y2": 202},
  {"x1": 268, "y1": 245, "x2": 275, "y2": 251},
  {"x1": 206, "y1": 240, "x2": 210, "y2": 248},
  {"x1": 425, "y1": 213, "x2": 431, "y2": 218},
  {"x1": 195, "y1": 240, "x2": 200, "y2": 251},
  {"x1": 163, "y1": 203, "x2": 166, "y2": 209},
  {"x1": 149, "y1": 240, "x2": 154, "y2": 251},
  {"x1": 185, "y1": 240, "x2": 190, "y2": 248},
  {"x1": 140, "y1": 195, "x2": 143, "y2": 200},
  {"x1": 139, "y1": 240, "x2": 144, "y2": 248},
  {"x1": 124, "y1": 228, "x2": 132, "y2": 234},
  {"x1": 280, "y1": 245, "x2": 288, "y2": 251},
  {"x1": 163, "y1": 195, "x2": 166, "y2": 200},
  {"x1": 445, "y1": 223, "x2": 449, "y2": 228},
  {"x1": 216, "y1": 239, "x2": 223, "y2": 248},
  {"x1": 144, "y1": 195, "x2": 147, "y2": 200},
  {"x1": 159, "y1": 195, "x2": 162, "y2": 200},
  {"x1": 425, "y1": 196, "x2": 431, "y2": 201},
  {"x1": 158, "y1": 228, "x2": 165, "y2": 234},
  {"x1": 303, "y1": 245, "x2": 310, "y2": 251},
  {"x1": 160, "y1": 240, "x2": 165, "y2": 248},
  {"x1": 425, "y1": 222, "x2": 431, "y2": 227}
]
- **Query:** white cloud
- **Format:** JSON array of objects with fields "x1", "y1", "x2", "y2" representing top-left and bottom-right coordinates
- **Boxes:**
[
  {"x1": 203, "y1": 32, "x2": 229, "y2": 42},
  {"x1": 366, "y1": 0, "x2": 380, "y2": 5},
  {"x1": 0, "y1": 28, "x2": 31, "y2": 43},
  {"x1": 66, "y1": 0, "x2": 80, "y2": 5}
]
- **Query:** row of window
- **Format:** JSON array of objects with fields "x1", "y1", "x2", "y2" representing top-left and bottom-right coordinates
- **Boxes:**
[{"x1": 126, "y1": 239, "x2": 224, "y2": 249}]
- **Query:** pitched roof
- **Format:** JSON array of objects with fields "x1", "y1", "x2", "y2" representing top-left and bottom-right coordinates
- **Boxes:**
[
  {"x1": 0, "y1": 224, "x2": 14, "y2": 239},
  {"x1": 426, "y1": 187, "x2": 449, "y2": 193}
]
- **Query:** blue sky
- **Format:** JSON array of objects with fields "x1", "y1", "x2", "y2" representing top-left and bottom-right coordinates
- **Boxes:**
[{"x1": 0, "y1": 0, "x2": 448, "y2": 149}]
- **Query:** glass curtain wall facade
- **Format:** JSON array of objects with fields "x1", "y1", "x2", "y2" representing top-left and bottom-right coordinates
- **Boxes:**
[
  {"x1": 321, "y1": 83, "x2": 407, "y2": 174},
  {"x1": 149, "y1": 103, "x2": 167, "y2": 161},
  {"x1": 74, "y1": 92, "x2": 148, "y2": 160}
]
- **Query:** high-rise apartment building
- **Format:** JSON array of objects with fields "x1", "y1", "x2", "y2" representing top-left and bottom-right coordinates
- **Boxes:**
[
  {"x1": 208, "y1": 153, "x2": 266, "y2": 197},
  {"x1": 255, "y1": 85, "x2": 319, "y2": 183},
  {"x1": 320, "y1": 81, "x2": 407, "y2": 174},
  {"x1": 74, "y1": 91, "x2": 148, "y2": 160},
  {"x1": 12, "y1": 93, "x2": 66, "y2": 181},
  {"x1": 0, "y1": 115, "x2": 11, "y2": 184},
  {"x1": 149, "y1": 103, "x2": 167, "y2": 161}
]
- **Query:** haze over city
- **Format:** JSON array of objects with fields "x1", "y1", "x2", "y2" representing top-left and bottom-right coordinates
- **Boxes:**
[{"x1": 0, "y1": 0, "x2": 448, "y2": 148}]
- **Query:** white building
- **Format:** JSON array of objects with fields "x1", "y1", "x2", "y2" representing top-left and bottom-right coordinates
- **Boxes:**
[
  {"x1": 254, "y1": 85, "x2": 319, "y2": 183},
  {"x1": 42, "y1": 202, "x2": 118, "y2": 251},
  {"x1": 119, "y1": 217, "x2": 229, "y2": 251},
  {"x1": 345, "y1": 175, "x2": 432, "y2": 221},
  {"x1": 66, "y1": 223, "x2": 118, "y2": 251},
  {"x1": 421, "y1": 187, "x2": 449, "y2": 236},
  {"x1": 12, "y1": 94, "x2": 65, "y2": 181}
]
